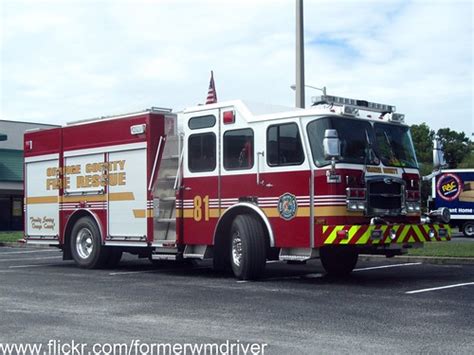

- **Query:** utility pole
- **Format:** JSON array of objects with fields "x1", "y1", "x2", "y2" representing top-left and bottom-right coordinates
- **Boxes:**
[{"x1": 295, "y1": 0, "x2": 305, "y2": 108}]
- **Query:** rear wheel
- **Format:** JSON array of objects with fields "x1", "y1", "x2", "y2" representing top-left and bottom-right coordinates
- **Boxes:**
[
  {"x1": 229, "y1": 214, "x2": 266, "y2": 280},
  {"x1": 320, "y1": 246, "x2": 358, "y2": 277},
  {"x1": 462, "y1": 222, "x2": 474, "y2": 237},
  {"x1": 70, "y1": 216, "x2": 109, "y2": 269}
]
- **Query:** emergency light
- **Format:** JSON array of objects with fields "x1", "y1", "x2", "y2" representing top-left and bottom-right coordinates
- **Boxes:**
[
  {"x1": 386, "y1": 113, "x2": 405, "y2": 123},
  {"x1": 312, "y1": 95, "x2": 396, "y2": 113},
  {"x1": 223, "y1": 110, "x2": 235, "y2": 124}
]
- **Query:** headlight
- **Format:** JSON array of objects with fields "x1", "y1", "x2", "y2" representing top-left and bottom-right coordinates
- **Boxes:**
[
  {"x1": 406, "y1": 201, "x2": 421, "y2": 213},
  {"x1": 347, "y1": 200, "x2": 366, "y2": 211}
]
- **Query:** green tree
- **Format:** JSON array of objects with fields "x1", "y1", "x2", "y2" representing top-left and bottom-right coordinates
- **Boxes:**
[
  {"x1": 410, "y1": 123, "x2": 435, "y2": 208},
  {"x1": 410, "y1": 123, "x2": 435, "y2": 165},
  {"x1": 436, "y1": 128, "x2": 472, "y2": 168},
  {"x1": 459, "y1": 149, "x2": 474, "y2": 168}
]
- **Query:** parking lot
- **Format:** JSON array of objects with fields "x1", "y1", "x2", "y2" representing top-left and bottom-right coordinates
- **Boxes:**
[{"x1": 0, "y1": 246, "x2": 473, "y2": 354}]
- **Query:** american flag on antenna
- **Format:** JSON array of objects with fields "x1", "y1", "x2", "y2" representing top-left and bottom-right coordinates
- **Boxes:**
[{"x1": 206, "y1": 71, "x2": 217, "y2": 104}]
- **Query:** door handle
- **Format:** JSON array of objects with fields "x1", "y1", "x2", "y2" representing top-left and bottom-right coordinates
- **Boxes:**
[
  {"x1": 184, "y1": 186, "x2": 192, "y2": 191},
  {"x1": 256, "y1": 151, "x2": 265, "y2": 185}
]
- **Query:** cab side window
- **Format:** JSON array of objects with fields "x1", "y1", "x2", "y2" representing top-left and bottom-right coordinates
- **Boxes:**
[
  {"x1": 267, "y1": 123, "x2": 304, "y2": 166},
  {"x1": 223, "y1": 129, "x2": 254, "y2": 170},
  {"x1": 188, "y1": 133, "x2": 216, "y2": 172}
]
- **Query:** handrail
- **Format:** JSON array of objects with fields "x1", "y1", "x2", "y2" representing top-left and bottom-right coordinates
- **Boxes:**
[
  {"x1": 256, "y1": 151, "x2": 265, "y2": 185},
  {"x1": 174, "y1": 144, "x2": 185, "y2": 191},
  {"x1": 148, "y1": 136, "x2": 164, "y2": 191}
]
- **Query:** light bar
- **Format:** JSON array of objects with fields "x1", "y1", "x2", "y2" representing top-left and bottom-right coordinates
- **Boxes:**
[
  {"x1": 387, "y1": 113, "x2": 405, "y2": 123},
  {"x1": 312, "y1": 95, "x2": 396, "y2": 113}
]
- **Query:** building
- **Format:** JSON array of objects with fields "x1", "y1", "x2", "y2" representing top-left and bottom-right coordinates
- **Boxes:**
[{"x1": 0, "y1": 120, "x2": 59, "y2": 231}]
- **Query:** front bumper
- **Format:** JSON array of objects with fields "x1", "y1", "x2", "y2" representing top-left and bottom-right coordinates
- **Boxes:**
[{"x1": 321, "y1": 224, "x2": 450, "y2": 245}]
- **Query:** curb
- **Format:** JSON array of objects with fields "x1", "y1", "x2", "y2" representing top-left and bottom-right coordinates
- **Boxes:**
[
  {"x1": 0, "y1": 242, "x2": 24, "y2": 247},
  {"x1": 0, "y1": 241, "x2": 51, "y2": 249},
  {"x1": 360, "y1": 254, "x2": 474, "y2": 265}
]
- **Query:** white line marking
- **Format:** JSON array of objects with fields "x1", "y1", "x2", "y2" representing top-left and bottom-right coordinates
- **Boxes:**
[
  {"x1": 303, "y1": 273, "x2": 324, "y2": 279},
  {"x1": 406, "y1": 282, "x2": 474, "y2": 294},
  {"x1": 353, "y1": 262, "x2": 422, "y2": 272},
  {"x1": 9, "y1": 263, "x2": 60, "y2": 269},
  {"x1": 0, "y1": 249, "x2": 58, "y2": 255},
  {"x1": 237, "y1": 280, "x2": 248, "y2": 283},
  {"x1": 0, "y1": 256, "x2": 62, "y2": 263},
  {"x1": 109, "y1": 270, "x2": 156, "y2": 276},
  {"x1": 264, "y1": 275, "x2": 306, "y2": 281},
  {"x1": 109, "y1": 266, "x2": 209, "y2": 276}
]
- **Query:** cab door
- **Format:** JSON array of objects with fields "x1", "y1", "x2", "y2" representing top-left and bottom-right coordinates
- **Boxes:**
[
  {"x1": 181, "y1": 110, "x2": 220, "y2": 245},
  {"x1": 256, "y1": 120, "x2": 313, "y2": 249}
]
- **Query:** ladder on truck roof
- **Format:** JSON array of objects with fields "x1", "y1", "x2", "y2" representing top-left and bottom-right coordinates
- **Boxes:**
[{"x1": 151, "y1": 132, "x2": 182, "y2": 260}]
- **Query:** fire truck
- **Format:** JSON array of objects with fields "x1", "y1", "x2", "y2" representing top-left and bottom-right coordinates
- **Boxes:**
[{"x1": 23, "y1": 95, "x2": 451, "y2": 279}]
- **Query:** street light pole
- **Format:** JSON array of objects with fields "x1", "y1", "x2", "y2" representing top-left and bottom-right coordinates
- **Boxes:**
[
  {"x1": 290, "y1": 84, "x2": 327, "y2": 96},
  {"x1": 295, "y1": 0, "x2": 305, "y2": 108}
]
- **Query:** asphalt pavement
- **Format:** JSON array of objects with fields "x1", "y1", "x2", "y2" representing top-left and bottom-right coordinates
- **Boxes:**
[{"x1": 0, "y1": 246, "x2": 473, "y2": 354}]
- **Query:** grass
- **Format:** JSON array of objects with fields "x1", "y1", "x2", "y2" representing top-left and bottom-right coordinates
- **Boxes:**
[
  {"x1": 408, "y1": 240, "x2": 474, "y2": 258},
  {"x1": 0, "y1": 231, "x2": 23, "y2": 243}
]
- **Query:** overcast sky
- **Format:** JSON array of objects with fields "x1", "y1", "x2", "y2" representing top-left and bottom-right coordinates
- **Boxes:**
[{"x1": 1, "y1": 0, "x2": 472, "y2": 137}]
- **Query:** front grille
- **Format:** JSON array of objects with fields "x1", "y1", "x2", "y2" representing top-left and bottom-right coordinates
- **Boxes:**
[{"x1": 368, "y1": 179, "x2": 403, "y2": 212}]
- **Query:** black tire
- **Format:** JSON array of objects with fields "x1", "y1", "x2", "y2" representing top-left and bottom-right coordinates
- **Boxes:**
[
  {"x1": 104, "y1": 248, "x2": 123, "y2": 268},
  {"x1": 462, "y1": 222, "x2": 474, "y2": 237},
  {"x1": 70, "y1": 216, "x2": 109, "y2": 269},
  {"x1": 320, "y1": 246, "x2": 358, "y2": 277},
  {"x1": 229, "y1": 214, "x2": 267, "y2": 280}
]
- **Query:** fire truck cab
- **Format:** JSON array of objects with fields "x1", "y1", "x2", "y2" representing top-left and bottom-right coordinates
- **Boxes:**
[{"x1": 23, "y1": 95, "x2": 450, "y2": 279}]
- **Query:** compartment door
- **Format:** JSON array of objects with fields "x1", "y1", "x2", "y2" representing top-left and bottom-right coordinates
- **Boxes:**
[
  {"x1": 25, "y1": 157, "x2": 60, "y2": 238},
  {"x1": 108, "y1": 148, "x2": 147, "y2": 238}
]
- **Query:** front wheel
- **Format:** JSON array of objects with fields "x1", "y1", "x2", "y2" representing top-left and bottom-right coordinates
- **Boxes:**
[
  {"x1": 462, "y1": 222, "x2": 474, "y2": 237},
  {"x1": 320, "y1": 246, "x2": 358, "y2": 277},
  {"x1": 70, "y1": 216, "x2": 109, "y2": 269},
  {"x1": 230, "y1": 214, "x2": 267, "y2": 280}
]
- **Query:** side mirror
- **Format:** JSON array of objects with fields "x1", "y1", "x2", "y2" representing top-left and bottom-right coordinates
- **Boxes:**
[
  {"x1": 323, "y1": 129, "x2": 341, "y2": 160},
  {"x1": 433, "y1": 139, "x2": 446, "y2": 170}
]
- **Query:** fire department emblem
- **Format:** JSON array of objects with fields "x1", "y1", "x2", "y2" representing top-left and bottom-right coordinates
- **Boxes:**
[{"x1": 278, "y1": 193, "x2": 298, "y2": 220}]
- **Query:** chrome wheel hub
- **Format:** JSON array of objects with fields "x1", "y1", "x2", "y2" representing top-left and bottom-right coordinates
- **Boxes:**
[
  {"x1": 467, "y1": 225, "x2": 474, "y2": 236},
  {"x1": 76, "y1": 228, "x2": 93, "y2": 259},
  {"x1": 231, "y1": 232, "x2": 243, "y2": 267}
]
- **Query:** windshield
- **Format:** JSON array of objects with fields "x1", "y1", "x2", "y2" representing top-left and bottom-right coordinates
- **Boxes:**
[
  {"x1": 307, "y1": 116, "x2": 378, "y2": 166},
  {"x1": 374, "y1": 122, "x2": 418, "y2": 168},
  {"x1": 307, "y1": 116, "x2": 418, "y2": 168}
]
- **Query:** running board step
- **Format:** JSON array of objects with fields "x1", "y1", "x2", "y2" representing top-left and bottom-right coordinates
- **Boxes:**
[
  {"x1": 183, "y1": 245, "x2": 211, "y2": 259},
  {"x1": 156, "y1": 218, "x2": 176, "y2": 223},
  {"x1": 159, "y1": 196, "x2": 176, "y2": 202},
  {"x1": 151, "y1": 253, "x2": 178, "y2": 261},
  {"x1": 152, "y1": 240, "x2": 177, "y2": 247},
  {"x1": 279, "y1": 248, "x2": 318, "y2": 261}
]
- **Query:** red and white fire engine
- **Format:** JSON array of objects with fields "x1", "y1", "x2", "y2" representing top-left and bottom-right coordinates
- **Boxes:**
[{"x1": 23, "y1": 95, "x2": 451, "y2": 279}]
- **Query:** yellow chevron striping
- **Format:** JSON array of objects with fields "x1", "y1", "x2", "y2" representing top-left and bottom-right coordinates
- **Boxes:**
[{"x1": 322, "y1": 224, "x2": 450, "y2": 245}]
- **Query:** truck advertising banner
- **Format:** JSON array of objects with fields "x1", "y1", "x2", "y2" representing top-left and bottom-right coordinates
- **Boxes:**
[{"x1": 435, "y1": 170, "x2": 474, "y2": 218}]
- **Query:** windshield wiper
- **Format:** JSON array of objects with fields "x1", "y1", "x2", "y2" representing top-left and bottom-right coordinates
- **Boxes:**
[
  {"x1": 365, "y1": 129, "x2": 378, "y2": 165},
  {"x1": 383, "y1": 131, "x2": 407, "y2": 176},
  {"x1": 362, "y1": 129, "x2": 376, "y2": 180}
]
